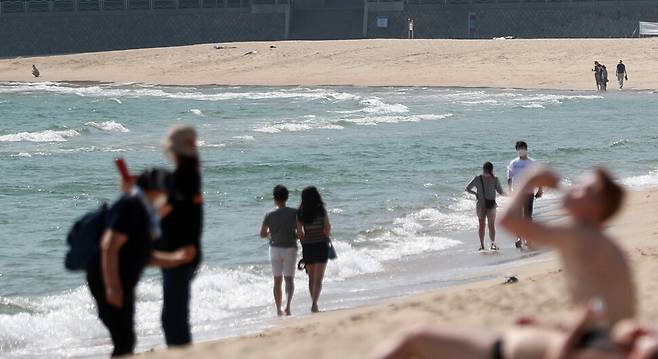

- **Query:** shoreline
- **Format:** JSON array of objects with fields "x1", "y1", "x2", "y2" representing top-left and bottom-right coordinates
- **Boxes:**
[
  {"x1": 6, "y1": 80, "x2": 658, "y2": 94},
  {"x1": 1, "y1": 39, "x2": 657, "y2": 91},
  {"x1": 142, "y1": 188, "x2": 658, "y2": 359}
]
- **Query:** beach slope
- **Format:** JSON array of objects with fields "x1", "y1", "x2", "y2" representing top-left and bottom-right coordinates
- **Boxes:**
[
  {"x1": 1, "y1": 39, "x2": 657, "y2": 90},
  {"x1": 144, "y1": 188, "x2": 658, "y2": 359}
]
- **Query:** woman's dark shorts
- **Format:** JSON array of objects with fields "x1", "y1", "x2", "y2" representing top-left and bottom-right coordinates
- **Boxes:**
[{"x1": 302, "y1": 242, "x2": 329, "y2": 264}]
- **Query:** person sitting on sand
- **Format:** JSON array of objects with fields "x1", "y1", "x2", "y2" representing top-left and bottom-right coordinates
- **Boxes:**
[
  {"x1": 297, "y1": 186, "x2": 332, "y2": 313},
  {"x1": 31, "y1": 65, "x2": 40, "y2": 78},
  {"x1": 377, "y1": 303, "x2": 657, "y2": 359},
  {"x1": 465, "y1": 162, "x2": 506, "y2": 251},
  {"x1": 260, "y1": 184, "x2": 299, "y2": 316},
  {"x1": 500, "y1": 167, "x2": 635, "y2": 325}
]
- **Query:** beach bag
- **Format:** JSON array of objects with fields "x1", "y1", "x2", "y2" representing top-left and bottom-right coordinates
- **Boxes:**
[
  {"x1": 327, "y1": 241, "x2": 337, "y2": 260},
  {"x1": 64, "y1": 203, "x2": 109, "y2": 271},
  {"x1": 479, "y1": 176, "x2": 497, "y2": 209}
]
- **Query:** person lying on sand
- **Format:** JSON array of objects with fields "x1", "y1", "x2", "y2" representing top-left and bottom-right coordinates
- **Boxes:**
[
  {"x1": 500, "y1": 167, "x2": 635, "y2": 325},
  {"x1": 376, "y1": 303, "x2": 658, "y2": 359}
]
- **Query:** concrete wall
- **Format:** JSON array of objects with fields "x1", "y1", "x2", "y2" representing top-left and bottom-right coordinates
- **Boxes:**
[
  {"x1": 0, "y1": 9, "x2": 287, "y2": 57},
  {"x1": 367, "y1": 1, "x2": 658, "y2": 39}
]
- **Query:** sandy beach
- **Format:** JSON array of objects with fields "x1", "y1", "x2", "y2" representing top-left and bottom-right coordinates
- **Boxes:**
[
  {"x1": 1, "y1": 39, "x2": 657, "y2": 91},
  {"x1": 139, "y1": 188, "x2": 658, "y2": 359}
]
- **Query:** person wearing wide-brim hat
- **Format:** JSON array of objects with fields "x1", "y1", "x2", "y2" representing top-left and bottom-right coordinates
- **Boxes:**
[{"x1": 157, "y1": 124, "x2": 203, "y2": 347}]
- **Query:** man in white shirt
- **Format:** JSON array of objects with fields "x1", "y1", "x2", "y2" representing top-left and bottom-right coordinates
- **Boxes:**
[{"x1": 507, "y1": 141, "x2": 543, "y2": 248}]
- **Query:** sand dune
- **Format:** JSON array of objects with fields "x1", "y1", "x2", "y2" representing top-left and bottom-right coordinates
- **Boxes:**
[{"x1": 1, "y1": 39, "x2": 656, "y2": 91}]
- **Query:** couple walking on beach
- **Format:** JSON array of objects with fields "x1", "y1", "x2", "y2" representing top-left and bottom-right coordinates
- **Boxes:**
[
  {"x1": 594, "y1": 60, "x2": 628, "y2": 91},
  {"x1": 466, "y1": 141, "x2": 541, "y2": 251},
  {"x1": 260, "y1": 185, "x2": 335, "y2": 315},
  {"x1": 78, "y1": 125, "x2": 202, "y2": 357},
  {"x1": 381, "y1": 165, "x2": 652, "y2": 359}
]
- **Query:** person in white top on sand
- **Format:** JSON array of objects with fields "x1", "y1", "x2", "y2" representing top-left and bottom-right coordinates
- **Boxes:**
[{"x1": 506, "y1": 141, "x2": 542, "y2": 249}]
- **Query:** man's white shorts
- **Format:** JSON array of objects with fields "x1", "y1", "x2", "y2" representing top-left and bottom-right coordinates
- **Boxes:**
[{"x1": 270, "y1": 246, "x2": 298, "y2": 277}]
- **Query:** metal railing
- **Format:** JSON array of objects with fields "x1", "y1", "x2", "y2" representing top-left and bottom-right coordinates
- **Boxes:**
[{"x1": 0, "y1": 0, "x2": 268, "y2": 14}]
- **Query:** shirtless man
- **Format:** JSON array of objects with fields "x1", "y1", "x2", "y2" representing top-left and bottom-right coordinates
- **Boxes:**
[{"x1": 500, "y1": 167, "x2": 635, "y2": 325}]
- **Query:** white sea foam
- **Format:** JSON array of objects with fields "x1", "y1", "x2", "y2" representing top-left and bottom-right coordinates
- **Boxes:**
[
  {"x1": 621, "y1": 171, "x2": 658, "y2": 188},
  {"x1": 360, "y1": 98, "x2": 409, "y2": 114},
  {"x1": 0, "y1": 129, "x2": 80, "y2": 142},
  {"x1": 197, "y1": 140, "x2": 226, "y2": 148},
  {"x1": 232, "y1": 135, "x2": 255, "y2": 141},
  {"x1": 85, "y1": 121, "x2": 130, "y2": 133},
  {"x1": 0, "y1": 82, "x2": 359, "y2": 103},
  {"x1": 190, "y1": 109, "x2": 204, "y2": 117}
]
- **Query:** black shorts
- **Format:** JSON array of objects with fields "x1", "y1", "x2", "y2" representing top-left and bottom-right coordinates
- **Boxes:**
[
  {"x1": 522, "y1": 195, "x2": 534, "y2": 219},
  {"x1": 302, "y1": 242, "x2": 329, "y2": 264}
]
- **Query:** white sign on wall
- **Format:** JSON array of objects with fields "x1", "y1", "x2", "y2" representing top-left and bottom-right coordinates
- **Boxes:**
[{"x1": 377, "y1": 16, "x2": 389, "y2": 29}]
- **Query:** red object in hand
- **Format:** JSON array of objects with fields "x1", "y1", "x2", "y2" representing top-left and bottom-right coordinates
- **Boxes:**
[{"x1": 115, "y1": 157, "x2": 131, "y2": 182}]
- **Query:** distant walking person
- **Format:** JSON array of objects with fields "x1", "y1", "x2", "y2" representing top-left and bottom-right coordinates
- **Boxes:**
[
  {"x1": 88, "y1": 169, "x2": 195, "y2": 357},
  {"x1": 617, "y1": 60, "x2": 628, "y2": 89},
  {"x1": 601, "y1": 65, "x2": 609, "y2": 92},
  {"x1": 592, "y1": 61, "x2": 602, "y2": 91},
  {"x1": 407, "y1": 18, "x2": 414, "y2": 39},
  {"x1": 260, "y1": 185, "x2": 299, "y2": 316},
  {"x1": 296, "y1": 186, "x2": 331, "y2": 313},
  {"x1": 31, "y1": 65, "x2": 40, "y2": 78},
  {"x1": 158, "y1": 125, "x2": 203, "y2": 347},
  {"x1": 506, "y1": 141, "x2": 542, "y2": 249},
  {"x1": 465, "y1": 162, "x2": 505, "y2": 251}
]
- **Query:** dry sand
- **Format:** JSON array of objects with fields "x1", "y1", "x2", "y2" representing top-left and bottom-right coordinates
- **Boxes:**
[
  {"x1": 1, "y1": 39, "x2": 658, "y2": 90},
  {"x1": 142, "y1": 188, "x2": 658, "y2": 359}
]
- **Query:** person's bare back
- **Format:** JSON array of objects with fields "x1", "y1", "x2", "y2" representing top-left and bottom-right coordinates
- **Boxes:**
[{"x1": 501, "y1": 167, "x2": 635, "y2": 324}]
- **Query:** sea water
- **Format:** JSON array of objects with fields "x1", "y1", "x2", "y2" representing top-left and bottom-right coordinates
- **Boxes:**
[{"x1": 1, "y1": 82, "x2": 658, "y2": 357}]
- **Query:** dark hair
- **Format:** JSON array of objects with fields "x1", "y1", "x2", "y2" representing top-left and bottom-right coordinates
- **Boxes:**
[
  {"x1": 273, "y1": 184, "x2": 289, "y2": 202},
  {"x1": 136, "y1": 168, "x2": 171, "y2": 191},
  {"x1": 177, "y1": 154, "x2": 200, "y2": 171},
  {"x1": 483, "y1": 162, "x2": 494, "y2": 174},
  {"x1": 595, "y1": 168, "x2": 625, "y2": 222},
  {"x1": 298, "y1": 186, "x2": 326, "y2": 224},
  {"x1": 515, "y1": 141, "x2": 528, "y2": 150}
]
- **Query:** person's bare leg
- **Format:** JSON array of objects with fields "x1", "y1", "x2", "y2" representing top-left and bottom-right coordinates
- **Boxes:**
[
  {"x1": 488, "y1": 211, "x2": 497, "y2": 249},
  {"x1": 284, "y1": 276, "x2": 294, "y2": 316},
  {"x1": 478, "y1": 218, "x2": 486, "y2": 250},
  {"x1": 378, "y1": 328, "x2": 493, "y2": 359},
  {"x1": 273, "y1": 275, "x2": 284, "y2": 316},
  {"x1": 305, "y1": 264, "x2": 316, "y2": 311},
  {"x1": 311, "y1": 262, "x2": 327, "y2": 313}
]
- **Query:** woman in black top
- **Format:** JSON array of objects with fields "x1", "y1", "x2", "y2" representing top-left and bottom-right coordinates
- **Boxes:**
[
  {"x1": 296, "y1": 186, "x2": 331, "y2": 313},
  {"x1": 158, "y1": 125, "x2": 203, "y2": 346}
]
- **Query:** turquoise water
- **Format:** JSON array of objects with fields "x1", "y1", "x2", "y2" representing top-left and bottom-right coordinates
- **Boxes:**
[{"x1": 1, "y1": 82, "x2": 658, "y2": 357}]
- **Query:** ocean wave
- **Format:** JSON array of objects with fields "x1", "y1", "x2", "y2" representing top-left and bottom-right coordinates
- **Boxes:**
[
  {"x1": 443, "y1": 90, "x2": 603, "y2": 107},
  {"x1": 190, "y1": 109, "x2": 204, "y2": 117},
  {"x1": 0, "y1": 129, "x2": 80, "y2": 142},
  {"x1": 0, "y1": 82, "x2": 359, "y2": 103},
  {"x1": 85, "y1": 121, "x2": 130, "y2": 133},
  {"x1": 621, "y1": 171, "x2": 658, "y2": 188}
]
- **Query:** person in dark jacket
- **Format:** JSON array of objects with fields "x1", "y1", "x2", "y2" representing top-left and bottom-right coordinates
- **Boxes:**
[
  {"x1": 158, "y1": 125, "x2": 203, "y2": 347},
  {"x1": 88, "y1": 168, "x2": 195, "y2": 357}
]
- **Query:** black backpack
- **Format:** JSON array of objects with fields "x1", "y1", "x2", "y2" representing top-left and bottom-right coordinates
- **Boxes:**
[{"x1": 65, "y1": 203, "x2": 109, "y2": 271}]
